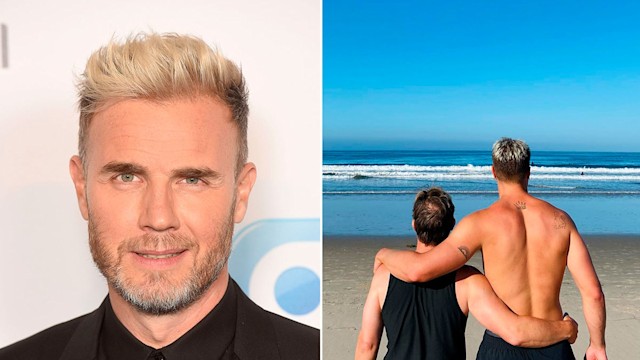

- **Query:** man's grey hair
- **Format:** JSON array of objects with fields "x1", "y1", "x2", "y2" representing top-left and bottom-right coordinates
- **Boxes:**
[{"x1": 492, "y1": 137, "x2": 531, "y2": 183}]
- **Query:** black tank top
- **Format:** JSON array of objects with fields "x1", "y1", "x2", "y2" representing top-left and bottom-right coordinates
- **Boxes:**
[{"x1": 381, "y1": 271, "x2": 467, "y2": 359}]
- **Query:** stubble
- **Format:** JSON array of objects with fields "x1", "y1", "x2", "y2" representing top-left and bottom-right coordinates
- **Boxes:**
[{"x1": 88, "y1": 211, "x2": 234, "y2": 316}]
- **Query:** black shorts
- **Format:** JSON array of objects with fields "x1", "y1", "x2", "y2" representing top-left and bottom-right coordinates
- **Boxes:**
[{"x1": 476, "y1": 330, "x2": 575, "y2": 360}]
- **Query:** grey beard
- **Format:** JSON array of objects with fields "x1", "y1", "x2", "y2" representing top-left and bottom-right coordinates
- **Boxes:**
[
  {"x1": 111, "y1": 248, "x2": 227, "y2": 315},
  {"x1": 88, "y1": 212, "x2": 234, "y2": 316}
]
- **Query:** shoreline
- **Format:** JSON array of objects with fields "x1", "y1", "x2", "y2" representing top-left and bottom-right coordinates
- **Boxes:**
[
  {"x1": 324, "y1": 233, "x2": 640, "y2": 241},
  {"x1": 323, "y1": 234, "x2": 640, "y2": 359}
]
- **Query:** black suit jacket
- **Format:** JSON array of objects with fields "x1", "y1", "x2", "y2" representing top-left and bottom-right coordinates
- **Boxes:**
[{"x1": 0, "y1": 280, "x2": 319, "y2": 360}]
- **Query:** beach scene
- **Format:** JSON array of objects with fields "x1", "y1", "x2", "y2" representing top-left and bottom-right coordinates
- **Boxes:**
[{"x1": 323, "y1": 2, "x2": 640, "y2": 359}]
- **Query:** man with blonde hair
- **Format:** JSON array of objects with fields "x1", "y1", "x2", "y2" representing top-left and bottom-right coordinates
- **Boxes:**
[
  {"x1": 375, "y1": 138, "x2": 606, "y2": 359},
  {"x1": 0, "y1": 33, "x2": 318, "y2": 359}
]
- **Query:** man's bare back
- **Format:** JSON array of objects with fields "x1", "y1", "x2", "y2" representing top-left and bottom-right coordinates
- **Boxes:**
[{"x1": 469, "y1": 190, "x2": 570, "y2": 320}]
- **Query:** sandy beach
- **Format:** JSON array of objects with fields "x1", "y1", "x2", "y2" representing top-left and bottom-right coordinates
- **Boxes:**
[{"x1": 323, "y1": 235, "x2": 640, "y2": 359}]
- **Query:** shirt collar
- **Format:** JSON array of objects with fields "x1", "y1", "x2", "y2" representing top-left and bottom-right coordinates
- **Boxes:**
[{"x1": 99, "y1": 280, "x2": 237, "y2": 360}]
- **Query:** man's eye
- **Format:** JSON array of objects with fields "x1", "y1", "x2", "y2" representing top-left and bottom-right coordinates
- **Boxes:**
[
  {"x1": 119, "y1": 174, "x2": 136, "y2": 182},
  {"x1": 185, "y1": 177, "x2": 200, "y2": 185}
]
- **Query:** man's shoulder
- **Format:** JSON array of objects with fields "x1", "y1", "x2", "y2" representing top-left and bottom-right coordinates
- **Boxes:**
[
  {"x1": 455, "y1": 265, "x2": 482, "y2": 279},
  {"x1": 372, "y1": 264, "x2": 391, "y2": 288},
  {"x1": 458, "y1": 207, "x2": 493, "y2": 227},
  {"x1": 232, "y1": 280, "x2": 319, "y2": 359},
  {"x1": 264, "y1": 310, "x2": 320, "y2": 355},
  {"x1": 475, "y1": 201, "x2": 510, "y2": 217},
  {"x1": 0, "y1": 312, "x2": 93, "y2": 360},
  {"x1": 454, "y1": 265, "x2": 484, "y2": 290}
]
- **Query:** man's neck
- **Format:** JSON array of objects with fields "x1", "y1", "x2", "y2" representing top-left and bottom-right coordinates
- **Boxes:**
[
  {"x1": 496, "y1": 180, "x2": 528, "y2": 199},
  {"x1": 108, "y1": 270, "x2": 230, "y2": 349},
  {"x1": 415, "y1": 241, "x2": 435, "y2": 254}
]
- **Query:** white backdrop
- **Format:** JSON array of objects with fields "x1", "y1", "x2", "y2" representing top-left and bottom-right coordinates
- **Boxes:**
[{"x1": 0, "y1": 0, "x2": 321, "y2": 347}]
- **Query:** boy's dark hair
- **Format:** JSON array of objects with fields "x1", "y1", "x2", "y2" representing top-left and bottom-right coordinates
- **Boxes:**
[{"x1": 412, "y1": 187, "x2": 456, "y2": 246}]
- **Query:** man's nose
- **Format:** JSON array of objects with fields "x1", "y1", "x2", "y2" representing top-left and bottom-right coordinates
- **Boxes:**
[{"x1": 138, "y1": 182, "x2": 180, "y2": 232}]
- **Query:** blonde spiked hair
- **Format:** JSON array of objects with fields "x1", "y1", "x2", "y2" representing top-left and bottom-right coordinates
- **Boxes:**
[
  {"x1": 77, "y1": 32, "x2": 248, "y2": 173},
  {"x1": 492, "y1": 137, "x2": 531, "y2": 183}
]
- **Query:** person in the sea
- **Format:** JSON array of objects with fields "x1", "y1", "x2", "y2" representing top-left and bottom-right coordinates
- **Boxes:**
[
  {"x1": 355, "y1": 187, "x2": 578, "y2": 359},
  {"x1": 0, "y1": 32, "x2": 318, "y2": 360},
  {"x1": 375, "y1": 138, "x2": 606, "y2": 360}
]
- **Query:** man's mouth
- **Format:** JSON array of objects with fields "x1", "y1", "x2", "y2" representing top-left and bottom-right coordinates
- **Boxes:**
[
  {"x1": 134, "y1": 250, "x2": 186, "y2": 260},
  {"x1": 138, "y1": 253, "x2": 180, "y2": 259}
]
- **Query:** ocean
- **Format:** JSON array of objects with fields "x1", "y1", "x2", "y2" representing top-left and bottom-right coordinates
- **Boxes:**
[{"x1": 323, "y1": 150, "x2": 640, "y2": 236}]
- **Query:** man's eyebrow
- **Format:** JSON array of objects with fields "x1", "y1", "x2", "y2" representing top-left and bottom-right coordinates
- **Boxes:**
[
  {"x1": 100, "y1": 162, "x2": 147, "y2": 175},
  {"x1": 172, "y1": 167, "x2": 223, "y2": 180}
]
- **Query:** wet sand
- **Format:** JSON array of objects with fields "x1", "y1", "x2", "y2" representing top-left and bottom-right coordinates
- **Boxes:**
[{"x1": 323, "y1": 235, "x2": 640, "y2": 359}]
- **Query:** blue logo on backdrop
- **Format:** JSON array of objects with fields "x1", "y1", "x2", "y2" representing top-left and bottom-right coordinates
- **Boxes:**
[{"x1": 228, "y1": 219, "x2": 320, "y2": 327}]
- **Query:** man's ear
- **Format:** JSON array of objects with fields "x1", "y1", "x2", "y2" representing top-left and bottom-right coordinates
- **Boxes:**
[
  {"x1": 491, "y1": 165, "x2": 497, "y2": 179},
  {"x1": 233, "y1": 162, "x2": 257, "y2": 223},
  {"x1": 411, "y1": 219, "x2": 416, "y2": 231},
  {"x1": 69, "y1": 156, "x2": 89, "y2": 220}
]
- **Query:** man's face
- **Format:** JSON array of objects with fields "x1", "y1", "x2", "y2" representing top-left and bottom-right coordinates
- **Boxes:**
[{"x1": 69, "y1": 96, "x2": 256, "y2": 315}]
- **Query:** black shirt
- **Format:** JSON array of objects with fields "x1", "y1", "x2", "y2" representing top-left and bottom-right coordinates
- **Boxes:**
[
  {"x1": 381, "y1": 271, "x2": 467, "y2": 359},
  {"x1": 98, "y1": 280, "x2": 237, "y2": 360}
]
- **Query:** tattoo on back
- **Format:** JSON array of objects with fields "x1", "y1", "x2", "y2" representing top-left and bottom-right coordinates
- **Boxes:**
[
  {"x1": 458, "y1": 246, "x2": 470, "y2": 260},
  {"x1": 554, "y1": 211, "x2": 567, "y2": 230},
  {"x1": 514, "y1": 201, "x2": 527, "y2": 210}
]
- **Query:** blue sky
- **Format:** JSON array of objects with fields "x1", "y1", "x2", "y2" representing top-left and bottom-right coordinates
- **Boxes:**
[{"x1": 324, "y1": 1, "x2": 640, "y2": 152}]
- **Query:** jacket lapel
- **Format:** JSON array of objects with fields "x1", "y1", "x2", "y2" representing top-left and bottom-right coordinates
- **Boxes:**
[
  {"x1": 231, "y1": 280, "x2": 281, "y2": 359},
  {"x1": 59, "y1": 298, "x2": 107, "y2": 360},
  {"x1": 55, "y1": 283, "x2": 281, "y2": 360}
]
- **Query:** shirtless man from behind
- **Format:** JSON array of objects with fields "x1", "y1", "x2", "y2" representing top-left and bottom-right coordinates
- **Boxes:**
[
  {"x1": 375, "y1": 138, "x2": 607, "y2": 359},
  {"x1": 356, "y1": 188, "x2": 577, "y2": 360}
]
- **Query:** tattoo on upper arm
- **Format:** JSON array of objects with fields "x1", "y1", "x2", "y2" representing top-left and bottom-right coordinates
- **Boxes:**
[
  {"x1": 554, "y1": 211, "x2": 567, "y2": 230},
  {"x1": 514, "y1": 201, "x2": 526, "y2": 210},
  {"x1": 458, "y1": 246, "x2": 470, "y2": 260}
]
